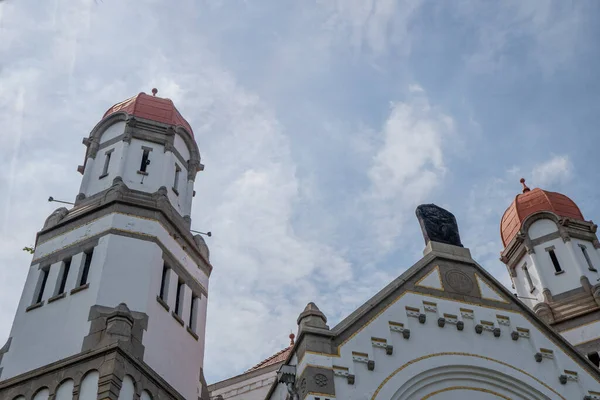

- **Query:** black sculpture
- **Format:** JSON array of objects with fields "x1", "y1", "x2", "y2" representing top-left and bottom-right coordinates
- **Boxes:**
[{"x1": 415, "y1": 204, "x2": 463, "y2": 247}]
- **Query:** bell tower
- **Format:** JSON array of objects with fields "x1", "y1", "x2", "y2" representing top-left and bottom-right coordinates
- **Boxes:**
[
  {"x1": 500, "y1": 179, "x2": 600, "y2": 362},
  {"x1": 0, "y1": 90, "x2": 212, "y2": 400}
]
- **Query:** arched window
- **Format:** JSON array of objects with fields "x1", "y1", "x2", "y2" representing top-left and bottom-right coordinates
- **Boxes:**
[
  {"x1": 141, "y1": 390, "x2": 153, "y2": 400},
  {"x1": 118, "y1": 375, "x2": 136, "y2": 400},
  {"x1": 55, "y1": 379, "x2": 74, "y2": 400},
  {"x1": 32, "y1": 388, "x2": 50, "y2": 400},
  {"x1": 79, "y1": 370, "x2": 99, "y2": 400}
]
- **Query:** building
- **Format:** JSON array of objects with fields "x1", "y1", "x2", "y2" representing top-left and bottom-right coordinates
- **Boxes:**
[
  {"x1": 259, "y1": 190, "x2": 600, "y2": 400},
  {"x1": 208, "y1": 190, "x2": 600, "y2": 399},
  {"x1": 0, "y1": 90, "x2": 212, "y2": 400},
  {"x1": 2, "y1": 90, "x2": 600, "y2": 400}
]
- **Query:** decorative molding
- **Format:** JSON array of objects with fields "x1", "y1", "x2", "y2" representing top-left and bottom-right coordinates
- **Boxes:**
[{"x1": 35, "y1": 182, "x2": 211, "y2": 276}]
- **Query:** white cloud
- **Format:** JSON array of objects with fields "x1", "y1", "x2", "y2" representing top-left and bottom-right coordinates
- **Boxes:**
[
  {"x1": 531, "y1": 155, "x2": 573, "y2": 187},
  {"x1": 461, "y1": 0, "x2": 585, "y2": 75},
  {"x1": 364, "y1": 91, "x2": 453, "y2": 253},
  {"x1": 318, "y1": 0, "x2": 423, "y2": 56}
]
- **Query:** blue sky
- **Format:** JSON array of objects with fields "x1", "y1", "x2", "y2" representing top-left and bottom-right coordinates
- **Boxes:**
[{"x1": 1, "y1": 0, "x2": 599, "y2": 383}]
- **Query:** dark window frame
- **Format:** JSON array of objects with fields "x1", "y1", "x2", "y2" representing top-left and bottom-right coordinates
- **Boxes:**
[{"x1": 80, "y1": 248, "x2": 94, "y2": 286}]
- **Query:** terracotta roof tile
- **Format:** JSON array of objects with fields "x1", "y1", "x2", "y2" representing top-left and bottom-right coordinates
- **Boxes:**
[
  {"x1": 245, "y1": 346, "x2": 292, "y2": 373},
  {"x1": 500, "y1": 186, "x2": 584, "y2": 246},
  {"x1": 103, "y1": 92, "x2": 194, "y2": 137}
]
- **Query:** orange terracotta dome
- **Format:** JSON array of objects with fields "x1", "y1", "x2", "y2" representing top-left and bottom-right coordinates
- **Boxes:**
[
  {"x1": 500, "y1": 179, "x2": 585, "y2": 246},
  {"x1": 103, "y1": 89, "x2": 194, "y2": 137}
]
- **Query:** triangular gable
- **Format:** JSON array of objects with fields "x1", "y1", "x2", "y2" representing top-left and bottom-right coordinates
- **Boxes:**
[
  {"x1": 475, "y1": 272, "x2": 509, "y2": 303},
  {"x1": 327, "y1": 241, "x2": 600, "y2": 379},
  {"x1": 415, "y1": 265, "x2": 443, "y2": 290},
  {"x1": 265, "y1": 241, "x2": 600, "y2": 400}
]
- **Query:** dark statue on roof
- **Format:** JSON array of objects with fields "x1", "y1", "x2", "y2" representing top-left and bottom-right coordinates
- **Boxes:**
[{"x1": 416, "y1": 204, "x2": 463, "y2": 247}]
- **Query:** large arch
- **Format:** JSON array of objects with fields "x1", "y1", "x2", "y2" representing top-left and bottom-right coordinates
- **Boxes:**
[{"x1": 372, "y1": 353, "x2": 564, "y2": 400}]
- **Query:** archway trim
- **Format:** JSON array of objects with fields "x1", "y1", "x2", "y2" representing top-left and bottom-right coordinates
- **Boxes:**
[{"x1": 371, "y1": 352, "x2": 565, "y2": 400}]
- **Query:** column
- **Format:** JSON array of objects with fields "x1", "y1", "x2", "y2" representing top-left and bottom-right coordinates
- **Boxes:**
[
  {"x1": 116, "y1": 141, "x2": 130, "y2": 178},
  {"x1": 565, "y1": 240, "x2": 587, "y2": 277},
  {"x1": 79, "y1": 157, "x2": 96, "y2": 195}
]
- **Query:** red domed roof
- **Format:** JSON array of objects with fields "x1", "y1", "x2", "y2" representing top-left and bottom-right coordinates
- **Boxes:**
[
  {"x1": 500, "y1": 179, "x2": 584, "y2": 246},
  {"x1": 103, "y1": 89, "x2": 193, "y2": 137}
]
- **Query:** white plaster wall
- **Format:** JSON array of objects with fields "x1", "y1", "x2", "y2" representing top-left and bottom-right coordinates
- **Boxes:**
[
  {"x1": 143, "y1": 280, "x2": 203, "y2": 400},
  {"x1": 96, "y1": 235, "x2": 162, "y2": 312},
  {"x1": 285, "y1": 292, "x2": 600, "y2": 400},
  {"x1": 84, "y1": 142, "x2": 124, "y2": 196},
  {"x1": 196, "y1": 295, "x2": 209, "y2": 367},
  {"x1": 122, "y1": 139, "x2": 166, "y2": 193},
  {"x1": 55, "y1": 379, "x2": 74, "y2": 400},
  {"x1": 166, "y1": 151, "x2": 187, "y2": 217},
  {"x1": 33, "y1": 213, "x2": 208, "y2": 290},
  {"x1": 512, "y1": 255, "x2": 544, "y2": 309},
  {"x1": 211, "y1": 369, "x2": 277, "y2": 400},
  {"x1": 532, "y1": 237, "x2": 580, "y2": 295},
  {"x1": 572, "y1": 238, "x2": 600, "y2": 281},
  {"x1": 561, "y1": 320, "x2": 600, "y2": 347},
  {"x1": 528, "y1": 219, "x2": 558, "y2": 240},
  {"x1": 79, "y1": 371, "x2": 99, "y2": 400},
  {"x1": 174, "y1": 134, "x2": 190, "y2": 162},
  {"x1": 1, "y1": 238, "x2": 107, "y2": 379},
  {"x1": 99, "y1": 121, "x2": 126, "y2": 143},
  {"x1": 427, "y1": 390, "x2": 498, "y2": 400},
  {"x1": 118, "y1": 375, "x2": 135, "y2": 400}
]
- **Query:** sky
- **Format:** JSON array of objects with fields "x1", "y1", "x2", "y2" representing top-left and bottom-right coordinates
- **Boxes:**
[{"x1": 1, "y1": 0, "x2": 599, "y2": 385}]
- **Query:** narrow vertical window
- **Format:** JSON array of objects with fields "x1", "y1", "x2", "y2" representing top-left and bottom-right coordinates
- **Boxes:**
[
  {"x1": 173, "y1": 164, "x2": 181, "y2": 193},
  {"x1": 548, "y1": 249, "x2": 562, "y2": 273},
  {"x1": 174, "y1": 280, "x2": 184, "y2": 316},
  {"x1": 522, "y1": 264, "x2": 535, "y2": 293},
  {"x1": 139, "y1": 148, "x2": 151, "y2": 173},
  {"x1": 588, "y1": 352, "x2": 600, "y2": 367},
  {"x1": 80, "y1": 249, "x2": 94, "y2": 286},
  {"x1": 189, "y1": 295, "x2": 198, "y2": 329},
  {"x1": 100, "y1": 149, "x2": 113, "y2": 178},
  {"x1": 57, "y1": 258, "x2": 71, "y2": 295},
  {"x1": 580, "y1": 245, "x2": 597, "y2": 271},
  {"x1": 34, "y1": 267, "x2": 49, "y2": 304},
  {"x1": 159, "y1": 265, "x2": 169, "y2": 300}
]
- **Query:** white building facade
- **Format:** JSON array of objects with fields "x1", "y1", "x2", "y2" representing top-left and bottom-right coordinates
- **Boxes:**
[
  {"x1": 263, "y1": 197, "x2": 600, "y2": 400},
  {"x1": 0, "y1": 91, "x2": 212, "y2": 400}
]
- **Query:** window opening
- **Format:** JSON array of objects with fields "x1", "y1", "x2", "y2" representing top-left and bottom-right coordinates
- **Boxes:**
[
  {"x1": 34, "y1": 267, "x2": 49, "y2": 304},
  {"x1": 57, "y1": 258, "x2": 71, "y2": 295},
  {"x1": 588, "y1": 351, "x2": 600, "y2": 368},
  {"x1": 140, "y1": 148, "x2": 151, "y2": 173},
  {"x1": 159, "y1": 265, "x2": 169, "y2": 300},
  {"x1": 581, "y1": 245, "x2": 597, "y2": 271},
  {"x1": 173, "y1": 164, "x2": 181, "y2": 193},
  {"x1": 80, "y1": 249, "x2": 94, "y2": 286},
  {"x1": 189, "y1": 295, "x2": 197, "y2": 329},
  {"x1": 548, "y1": 249, "x2": 562, "y2": 273},
  {"x1": 174, "y1": 280, "x2": 184, "y2": 316},
  {"x1": 522, "y1": 264, "x2": 535, "y2": 293},
  {"x1": 101, "y1": 150, "x2": 112, "y2": 178}
]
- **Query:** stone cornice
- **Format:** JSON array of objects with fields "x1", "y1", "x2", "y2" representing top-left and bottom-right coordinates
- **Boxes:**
[
  {"x1": 37, "y1": 178, "x2": 212, "y2": 276},
  {"x1": 80, "y1": 114, "x2": 204, "y2": 181},
  {"x1": 500, "y1": 216, "x2": 599, "y2": 271},
  {"x1": 0, "y1": 343, "x2": 186, "y2": 400}
]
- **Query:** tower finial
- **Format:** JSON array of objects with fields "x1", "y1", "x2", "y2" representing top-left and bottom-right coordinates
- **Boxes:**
[
  {"x1": 520, "y1": 178, "x2": 530, "y2": 193},
  {"x1": 152, "y1": 88, "x2": 158, "y2": 96},
  {"x1": 289, "y1": 332, "x2": 295, "y2": 346}
]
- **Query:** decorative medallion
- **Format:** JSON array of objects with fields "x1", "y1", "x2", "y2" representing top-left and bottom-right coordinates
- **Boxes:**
[
  {"x1": 299, "y1": 377, "x2": 307, "y2": 393},
  {"x1": 445, "y1": 270, "x2": 474, "y2": 293},
  {"x1": 314, "y1": 373, "x2": 328, "y2": 387}
]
